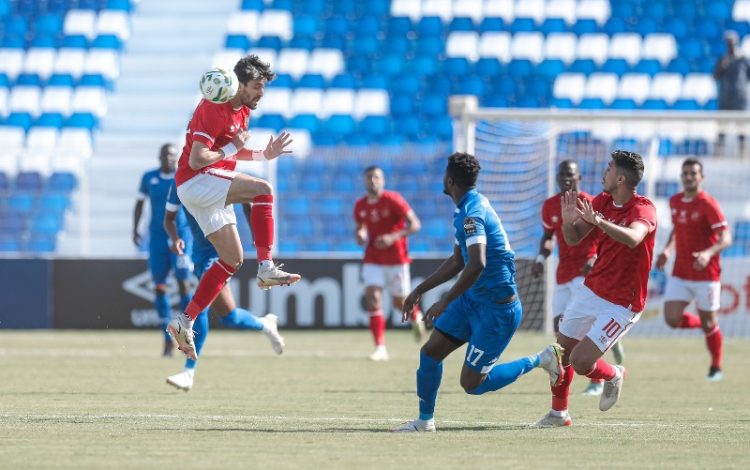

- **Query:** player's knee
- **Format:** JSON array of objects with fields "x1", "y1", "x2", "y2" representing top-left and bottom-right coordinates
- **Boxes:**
[
  {"x1": 701, "y1": 317, "x2": 717, "y2": 332},
  {"x1": 664, "y1": 313, "x2": 681, "y2": 328},
  {"x1": 461, "y1": 377, "x2": 483, "y2": 394},
  {"x1": 255, "y1": 180, "x2": 273, "y2": 197}
]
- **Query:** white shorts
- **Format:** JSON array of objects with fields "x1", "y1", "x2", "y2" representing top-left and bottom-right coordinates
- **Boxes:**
[
  {"x1": 176, "y1": 169, "x2": 237, "y2": 236},
  {"x1": 559, "y1": 285, "x2": 641, "y2": 353},
  {"x1": 361, "y1": 263, "x2": 410, "y2": 298},
  {"x1": 552, "y1": 276, "x2": 585, "y2": 317},
  {"x1": 664, "y1": 277, "x2": 721, "y2": 312}
]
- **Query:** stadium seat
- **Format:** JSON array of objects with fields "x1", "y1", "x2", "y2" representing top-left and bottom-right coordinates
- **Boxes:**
[
  {"x1": 47, "y1": 171, "x2": 77, "y2": 192},
  {"x1": 483, "y1": 0, "x2": 514, "y2": 23},
  {"x1": 576, "y1": 0, "x2": 611, "y2": 25},
  {"x1": 478, "y1": 32, "x2": 511, "y2": 62},
  {"x1": 649, "y1": 73, "x2": 683, "y2": 105},
  {"x1": 553, "y1": 73, "x2": 586, "y2": 105},
  {"x1": 290, "y1": 88, "x2": 323, "y2": 116},
  {"x1": 617, "y1": 74, "x2": 650, "y2": 105},
  {"x1": 511, "y1": 32, "x2": 544, "y2": 63},
  {"x1": 544, "y1": 33, "x2": 576, "y2": 64},
  {"x1": 446, "y1": 31, "x2": 479, "y2": 61},
  {"x1": 576, "y1": 34, "x2": 609, "y2": 64},
  {"x1": 64, "y1": 10, "x2": 97, "y2": 39},
  {"x1": 609, "y1": 33, "x2": 642, "y2": 65},
  {"x1": 546, "y1": 0, "x2": 577, "y2": 24}
]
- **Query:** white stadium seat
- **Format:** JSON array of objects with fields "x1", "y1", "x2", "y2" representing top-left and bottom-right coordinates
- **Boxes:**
[
  {"x1": 514, "y1": 0, "x2": 546, "y2": 24},
  {"x1": 26, "y1": 128, "x2": 59, "y2": 155},
  {"x1": 9, "y1": 86, "x2": 41, "y2": 116},
  {"x1": 226, "y1": 11, "x2": 260, "y2": 39},
  {"x1": 617, "y1": 73, "x2": 651, "y2": 104},
  {"x1": 483, "y1": 0, "x2": 515, "y2": 23},
  {"x1": 96, "y1": 10, "x2": 131, "y2": 41},
  {"x1": 391, "y1": 0, "x2": 422, "y2": 20},
  {"x1": 84, "y1": 50, "x2": 119, "y2": 80},
  {"x1": 511, "y1": 32, "x2": 544, "y2": 62},
  {"x1": 257, "y1": 88, "x2": 292, "y2": 117},
  {"x1": 0, "y1": 48, "x2": 24, "y2": 79},
  {"x1": 23, "y1": 48, "x2": 56, "y2": 79},
  {"x1": 290, "y1": 88, "x2": 324, "y2": 116},
  {"x1": 422, "y1": 0, "x2": 453, "y2": 21},
  {"x1": 64, "y1": 9, "x2": 97, "y2": 39},
  {"x1": 353, "y1": 89, "x2": 389, "y2": 119},
  {"x1": 584, "y1": 73, "x2": 618, "y2": 104},
  {"x1": 247, "y1": 48, "x2": 277, "y2": 68},
  {"x1": 283, "y1": 128, "x2": 311, "y2": 158},
  {"x1": 609, "y1": 33, "x2": 642, "y2": 65},
  {"x1": 259, "y1": 10, "x2": 293, "y2": 41},
  {"x1": 0, "y1": 127, "x2": 25, "y2": 154},
  {"x1": 58, "y1": 128, "x2": 93, "y2": 159},
  {"x1": 553, "y1": 73, "x2": 586, "y2": 104},
  {"x1": 211, "y1": 49, "x2": 244, "y2": 70},
  {"x1": 545, "y1": 0, "x2": 577, "y2": 24},
  {"x1": 648, "y1": 73, "x2": 683, "y2": 104},
  {"x1": 446, "y1": 32, "x2": 480, "y2": 61},
  {"x1": 0, "y1": 154, "x2": 18, "y2": 175},
  {"x1": 275, "y1": 49, "x2": 309, "y2": 79},
  {"x1": 733, "y1": 0, "x2": 750, "y2": 22},
  {"x1": 307, "y1": 49, "x2": 344, "y2": 80},
  {"x1": 641, "y1": 34, "x2": 678, "y2": 65},
  {"x1": 71, "y1": 86, "x2": 108, "y2": 117},
  {"x1": 478, "y1": 32, "x2": 511, "y2": 62},
  {"x1": 53, "y1": 48, "x2": 86, "y2": 78},
  {"x1": 321, "y1": 89, "x2": 355, "y2": 118},
  {"x1": 40, "y1": 86, "x2": 73, "y2": 115},
  {"x1": 544, "y1": 32, "x2": 577, "y2": 64},
  {"x1": 576, "y1": 33, "x2": 609, "y2": 64},
  {"x1": 576, "y1": 0, "x2": 611, "y2": 25},
  {"x1": 681, "y1": 74, "x2": 717, "y2": 105},
  {"x1": 0, "y1": 87, "x2": 8, "y2": 116},
  {"x1": 452, "y1": 0, "x2": 484, "y2": 22}
]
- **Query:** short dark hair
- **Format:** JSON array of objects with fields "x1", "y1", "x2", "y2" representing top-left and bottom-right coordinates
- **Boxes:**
[
  {"x1": 363, "y1": 165, "x2": 381, "y2": 175},
  {"x1": 447, "y1": 152, "x2": 481, "y2": 189},
  {"x1": 611, "y1": 150, "x2": 644, "y2": 187},
  {"x1": 682, "y1": 157, "x2": 703, "y2": 174},
  {"x1": 234, "y1": 55, "x2": 276, "y2": 84},
  {"x1": 159, "y1": 143, "x2": 177, "y2": 158},
  {"x1": 557, "y1": 160, "x2": 578, "y2": 174}
]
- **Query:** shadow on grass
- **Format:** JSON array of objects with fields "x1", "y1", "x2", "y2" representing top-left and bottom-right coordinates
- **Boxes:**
[{"x1": 190, "y1": 424, "x2": 532, "y2": 433}]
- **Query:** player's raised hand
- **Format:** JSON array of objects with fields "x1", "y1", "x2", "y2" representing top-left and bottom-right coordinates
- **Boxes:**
[
  {"x1": 561, "y1": 191, "x2": 579, "y2": 224},
  {"x1": 577, "y1": 197, "x2": 602, "y2": 226},
  {"x1": 402, "y1": 289, "x2": 422, "y2": 323},
  {"x1": 264, "y1": 131, "x2": 293, "y2": 160}
]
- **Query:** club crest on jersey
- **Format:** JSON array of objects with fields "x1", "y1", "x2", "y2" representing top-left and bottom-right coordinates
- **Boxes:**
[
  {"x1": 551, "y1": 215, "x2": 559, "y2": 223},
  {"x1": 463, "y1": 217, "x2": 477, "y2": 235}
]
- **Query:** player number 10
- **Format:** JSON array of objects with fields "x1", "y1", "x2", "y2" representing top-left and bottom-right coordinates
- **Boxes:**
[{"x1": 466, "y1": 345, "x2": 485, "y2": 366}]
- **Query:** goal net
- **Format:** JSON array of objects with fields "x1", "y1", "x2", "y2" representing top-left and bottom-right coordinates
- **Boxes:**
[{"x1": 451, "y1": 96, "x2": 750, "y2": 337}]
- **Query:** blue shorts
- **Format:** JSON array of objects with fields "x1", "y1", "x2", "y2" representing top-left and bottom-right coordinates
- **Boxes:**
[
  {"x1": 148, "y1": 238, "x2": 192, "y2": 285},
  {"x1": 434, "y1": 294, "x2": 523, "y2": 374}
]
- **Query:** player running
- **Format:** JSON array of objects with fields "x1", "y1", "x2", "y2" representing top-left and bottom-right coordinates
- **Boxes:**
[
  {"x1": 132, "y1": 143, "x2": 193, "y2": 356},
  {"x1": 354, "y1": 166, "x2": 425, "y2": 361},
  {"x1": 532, "y1": 160, "x2": 624, "y2": 396},
  {"x1": 163, "y1": 182, "x2": 284, "y2": 391},
  {"x1": 656, "y1": 158, "x2": 732, "y2": 381},
  {"x1": 167, "y1": 55, "x2": 300, "y2": 360},
  {"x1": 536, "y1": 150, "x2": 656, "y2": 427},
  {"x1": 393, "y1": 152, "x2": 563, "y2": 433}
]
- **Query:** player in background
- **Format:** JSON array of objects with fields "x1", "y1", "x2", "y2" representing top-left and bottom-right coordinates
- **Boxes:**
[
  {"x1": 163, "y1": 182, "x2": 284, "y2": 391},
  {"x1": 354, "y1": 166, "x2": 425, "y2": 361},
  {"x1": 532, "y1": 160, "x2": 624, "y2": 397},
  {"x1": 168, "y1": 55, "x2": 301, "y2": 360},
  {"x1": 536, "y1": 150, "x2": 656, "y2": 427},
  {"x1": 393, "y1": 152, "x2": 563, "y2": 433},
  {"x1": 655, "y1": 158, "x2": 732, "y2": 381},
  {"x1": 132, "y1": 143, "x2": 193, "y2": 356}
]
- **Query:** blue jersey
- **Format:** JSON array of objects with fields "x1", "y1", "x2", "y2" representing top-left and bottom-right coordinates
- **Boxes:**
[
  {"x1": 138, "y1": 169, "x2": 190, "y2": 242},
  {"x1": 452, "y1": 189, "x2": 516, "y2": 301},
  {"x1": 166, "y1": 182, "x2": 216, "y2": 272}
]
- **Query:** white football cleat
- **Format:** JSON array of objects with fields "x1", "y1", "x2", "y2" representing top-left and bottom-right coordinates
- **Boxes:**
[
  {"x1": 166, "y1": 315, "x2": 197, "y2": 360},
  {"x1": 534, "y1": 411, "x2": 573, "y2": 428},
  {"x1": 260, "y1": 313, "x2": 285, "y2": 355},
  {"x1": 599, "y1": 365, "x2": 626, "y2": 411},
  {"x1": 706, "y1": 366, "x2": 723, "y2": 382},
  {"x1": 166, "y1": 370, "x2": 194, "y2": 392},
  {"x1": 581, "y1": 381, "x2": 604, "y2": 396},
  {"x1": 369, "y1": 345, "x2": 389, "y2": 361},
  {"x1": 392, "y1": 419, "x2": 436, "y2": 433},
  {"x1": 256, "y1": 262, "x2": 301, "y2": 290},
  {"x1": 538, "y1": 343, "x2": 565, "y2": 387}
]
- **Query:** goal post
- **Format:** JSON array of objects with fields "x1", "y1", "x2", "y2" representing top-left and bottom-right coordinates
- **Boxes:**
[{"x1": 450, "y1": 96, "x2": 750, "y2": 337}]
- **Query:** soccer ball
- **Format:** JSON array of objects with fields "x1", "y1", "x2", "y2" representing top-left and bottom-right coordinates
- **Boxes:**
[{"x1": 199, "y1": 68, "x2": 239, "y2": 104}]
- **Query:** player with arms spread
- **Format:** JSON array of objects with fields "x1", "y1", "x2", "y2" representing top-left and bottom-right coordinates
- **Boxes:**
[
  {"x1": 167, "y1": 55, "x2": 300, "y2": 359},
  {"x1": 132, "y1": 143, "x2": 193, "y2": 356},
  {"x1": 537, "y1": 150, "x2": 656, "y2": 427},
  {"x1": 354, "y1": 166, "x2": 425, "y2": 361},
  {"x1": 393, "y1": 152, "x2": 564, "y2": 433},
  {"x1": 656, "y1": 158, "x2": 732, "y2": 381}
]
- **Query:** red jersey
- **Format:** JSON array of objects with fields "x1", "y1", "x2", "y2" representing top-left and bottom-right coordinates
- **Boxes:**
[
  {"x1": 584, "y1": 193, "x2": 657, "y2": 313},
  {"x1": 354, "y1": 190, "x2": 412, "y2": 265},
  {"x1": 175, "y1": 99, "x2": 250, "y2": 186},
  {"x1": 542, "y1": 191, "x2": 598, "y2": 284},
  {"x1": 669, "y1": 191, "x2": 727, "y2": 281}
]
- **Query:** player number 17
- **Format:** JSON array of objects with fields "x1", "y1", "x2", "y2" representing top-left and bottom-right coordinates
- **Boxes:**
[{"x1": 466, "y1": 345, "x2": 485, "y2": 366}]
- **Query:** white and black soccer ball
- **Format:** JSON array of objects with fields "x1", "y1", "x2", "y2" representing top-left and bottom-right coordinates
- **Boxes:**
[{"x1": 199, "y1": 67, "x2": 239, "y2": 104}]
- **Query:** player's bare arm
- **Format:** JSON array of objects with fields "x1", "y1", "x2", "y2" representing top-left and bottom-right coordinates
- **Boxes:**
[
  {"x1": 163, "y1": 209, "x2": 184, "y2": 255},
  {"x1": 655, "y1": 229, "x2": 675, "y2": 270},
  {"x1": 132, "y1": 198, "x2": 144, "y2": 246},
  {"x1": 374, "y1": 209, "x2": 421, "y2": 249},
  {"x1": 188, "y1": 132, "x2": 249, "y2": 170},
  {"x1": 692, "y1": 228, "x2": 732, "y2": 270},
  {"x1": 579, "y1": 198, "x2": 650, "y2": 248},
  {"x1": 532, "y1": 228, "x2": 554, "y2": 278},
  {"x1": 354, "y1": 221, "x2": 367, "y2": 246},
  {"x1": 402, "y1": 244, "x2": 464, "y2": 322},
  {"x1": 561, "y1": 191, "x2": 593, "y2": 245},
  {"x1": 236, "y1": 131, "x2": 293, "y2": 161}
]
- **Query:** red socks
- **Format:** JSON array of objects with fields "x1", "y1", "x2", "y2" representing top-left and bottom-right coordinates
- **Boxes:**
[
  {"x1": 705, "y1": 326, "x2": 723, "y2": 369},
  {"x1": 551, "y1": 364, "x2": 574, "y2": 412},
  {"x1": 680, "y1": 312, "x2": 702, "y2": 329},
  {"x1": 251, "y1": 194, "x2": 274, "y2": 262},
  {"x1": 369, "y1": 310, "x2": 386, "y2": 346},
  {"x1": 585, "y1": 358, "x2": 618, "y2": 381},
  {"x1": 184, "y1": 259, "x2": 236, "y2": 319}
]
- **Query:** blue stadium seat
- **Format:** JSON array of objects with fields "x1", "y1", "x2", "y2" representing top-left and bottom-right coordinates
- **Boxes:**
[
  {"x1": 680, "y1": 38, "x2": 705, "y2": 62},
  {"x1": 666, "y1": 57, "x2": 690, "y2": 75},
  {"x1": 297, "y1": 73, "x2": 326, "y2": 88},
  {"x1": 30, "y1": 213, "x2": 63, "y2": 234},
  {"x1": 578, "y1": 98, "x2": 604, "y2": 109},
  {"x1": 387, "y1": 16, "x2": 413, "y2": 36},
  {"x1": 325, "y1": 16, "x2": 348, "y2": 37},
  {"x1": 672, "y1": 99, "x2": 699, "y2": 110},
  {"x1": 257, "y1": 113, "x2": 285, "y2": 131},
  {"x1": 106, "y1": 0, "x2": 134, "y2": 11},
  {"x1": 47, "y1": 73, "x2": 75, "y2": 87},
  {"x1": 415, "y1": 36, "x2": 444, "y2": 56},
  {"x1": 288, "y1": 114, "x2": 320, "y2": 134},
  {"x1": 550, "y1": 97, "x2": 574, "y2": 108},
  {"x1": 603, "y1": 17, "x2": 628, "y2": 36},
  {"x1": 4, "y1": 112, "x2": 33, "y2": 131},
  {"x1": 405, "y1": 54, "x2": 438, "y2": 76},
  {"x1": 655, "y1": 180, "x2": 679, "y2": 197},
  {"x1": 269, "y1": 73, "x2": 293, "y2": 88},
  {"x1": 511, "y1": 17, "x2": 536, "y2": 33},
  {"x1": 376, "y1": 54, "x2": 406, "y2": 77},
  {"x1": 642, "y1": 98, "x2": 667, "y2": 109},
  {"x1": 347, "y1": 56, "x2": 373, "y2": 76},
  {"x1": 632, "y1": 59, "x2": 661, "y2": 76},
  {"x1": 7, "y1": 193, "x2": 35, "y2": 212},
  {"x1": 15, "y1": 73, "x2": 42, "y2": 86},
  {"x1": 30, "y1": 34, "x2": 59, "y2": 48},
  {"x1": 65, "y1": 112, "x2": 98, "y2": 129},
  {"x1": 634, "y1": 17, "x2": 659, "y2": 36},
  {"x1": 442, "y1": 57, "x2": 471, "y2": 81},
  {"x1": 572, "y1": 19, "x2": 598, "y2": 35},
  {"x1": 318, "y1": 35, "x2": 345, "y2": 49},
  {"x1": 355, "y1": 16, "x2": 381, "y2": 36},
  {"x1": 324, "y1": 114, "x2": 356, "y2": 139},
  {"x1": 0, "y1": 235, "x2": 21, "y2": 252},
  {"x1": 479, "y1": 17, "x2": 504, "y2": 32},
  {"x1": 0, "y1": 212, "x2": 23, "y2": 231},
  {"x1": 256, "y1": 35, "x2": 282, "y2": 50},
  {"x1": 47, "y1": 172, "x2": 77, "y2": 192},
  {"x1": 430, "y1": 116, "x2": 453, "y2": 141},
  {"x1": 507, "y1": 59, "x2": 533, "y2": 78},
  {"x1": 288, "y1": 36, "x2": 314, "y2": 50},
  {"x1": 382, "y1": 36, "x2": 410, "y2": 55},
  {"x1": 390, "y1": 93, "x2": 414, "y2": 117},
  {"x1": 225, "y1": 34, "x2": 251, "y2": 50},
  {"x1": 601, "y1": 59, "x2": 629, "y2": 76},
  {"x1": 569, "y1": 59, "x2": 597, "y2": 75},
  {"x1": 359, "y1": 115, "x2": 390, "y2": 139},
  {"x1": 15, "y1": 171, "x2": 43, "y2": 192},
  {"x1": 540, "y1": 18, "x2": 567, "y2": 34},
  {"x1": 537, "y1": 59, "x2": 565, "y2": 80},
  {"x1": 362, "y1": 74, "x2": 389, "y2": 89},
  {"x1": 421, "y1": 93, "x2": 447, "y2": 117},
  {"x1": 449, "y1": 16, "x2": 474, "y2": 32},
  {"x1": 417, "y1": 16, "x2": 444, "y2": 37},
  {"x1": 330, "y1": 73, "x2": 356, "y2": 89},
  {"x1": 61, "y1": 35, "x2": 88, "y2": 48},
  {"x1": 4, "y1": 16, "x2": 28, "y2": 36},
  {"x1": 474, "y1": 58, "x2": 503, "y2": 79},
  {"x1": 663, "y1": 17, "x2": 689, "y2": 40},
  {"x1": 394, "y1": 116, "x2": 421, "y2": 139},
  {"x1": 610, "y1": 98, "x2": 636, "y2": 109},
  {"x1": 452, "y1": 76, "x2": 485, "y2": 96},
  {"x1": 78, "y1": 74, "x2": 108, "y2": 88},
  {"x1": 46, "y1": 0, "x2": 68, "y2": 14},
  {"x1": 91, "y1": 35, "x2": 122, "y2": 50},
  {"x1": 391, "y1": 74, "x2": 420, "y2": 95},
  {"x1": 293, "y1": 15, "x2": 319, "y2": 37},
  {"x1": 26, "y1": 233, "x2": 56, "y2": 252},
  {"x1": 350, "y1": 35, "x2": 379, "y2": 56},
  {"x1": 272, "y1": 0, "x2": 293, "y2": 11}
]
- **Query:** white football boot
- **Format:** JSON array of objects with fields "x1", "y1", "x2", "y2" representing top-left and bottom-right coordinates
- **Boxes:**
[
  {"x1": 538, "y1": 343, "x2": 565, "y2": 387},
  {"x1": 166, "y1": 370, "x2": 194, "y2": 392},
  {"x1": 392, "y1": 418, "x2": 436, "y2": 433},
  {"x1": 256, "y1": 262, "x2": 301, "y2": 290},
  {"x1": 260, "y1": 313, "x2": 285, "y2": 355},
  {"x1": 599, "y1": 365, "x2": 626, "y2": 411},
  {"x1": 534, "y1": 411, "x2": 573, "y2": 428},
  {"x1": 166, "y1": 314, "x2": 197, "y2": 360},
  {"x1": 369, "y1": 345, "x2": 389, "y2": 361}
]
